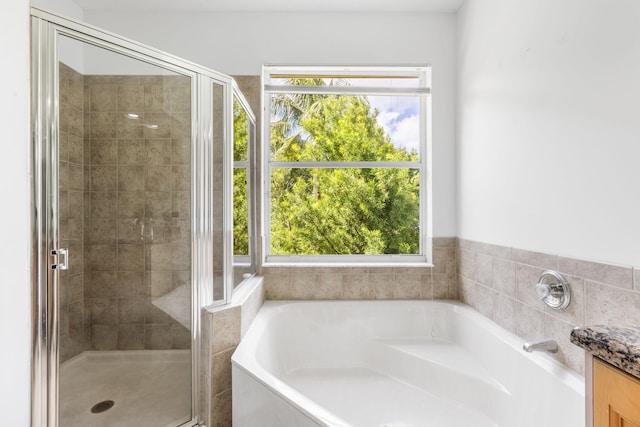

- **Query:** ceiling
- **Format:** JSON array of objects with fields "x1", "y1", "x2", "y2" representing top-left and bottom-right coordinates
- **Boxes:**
[{"x1": 74, "y1": 0, "x2": 465, "y2": 12}]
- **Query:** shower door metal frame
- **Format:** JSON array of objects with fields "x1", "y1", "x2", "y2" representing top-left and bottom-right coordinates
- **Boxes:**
[{"x1": 31, "y1": 7, "x2": 234, "y2": 427}]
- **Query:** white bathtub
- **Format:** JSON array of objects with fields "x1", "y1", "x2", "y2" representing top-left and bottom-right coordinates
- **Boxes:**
[{"x1": 232, "y1": 300, "x2": 584, "y2": 427}]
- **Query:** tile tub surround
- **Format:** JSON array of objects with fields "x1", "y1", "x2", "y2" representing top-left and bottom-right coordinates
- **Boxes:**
[
  {"x1": 571, "y1": 325, "x2": 640, "y2": 380},
  {"x1": 458, "y1": 238, "x2": 639, "y2": 375},
  {"x1": 262, "y1": 237, "x2": 458, "y2": 300},
  {"x1": 201, "y1": 276, "x2": 264, "y2": 427}
]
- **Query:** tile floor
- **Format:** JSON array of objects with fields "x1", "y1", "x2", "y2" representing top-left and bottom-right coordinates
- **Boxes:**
[{"x1": 60, "y1": 350, "x2": 192, "y2": 427}]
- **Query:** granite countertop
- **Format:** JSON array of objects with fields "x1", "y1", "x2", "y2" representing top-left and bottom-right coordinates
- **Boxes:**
[{"x1": 571, "y1": 325, "x2": 640, "y2": 378}]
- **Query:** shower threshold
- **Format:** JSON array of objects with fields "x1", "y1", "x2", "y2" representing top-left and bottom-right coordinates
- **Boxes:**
[{"x1": 60, "y1": 350, "x2": 192, "y2": 427}]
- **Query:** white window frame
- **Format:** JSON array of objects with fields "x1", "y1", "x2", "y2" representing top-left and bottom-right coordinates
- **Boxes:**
[{"x1": 262, "y1": 65, "x2": 432, "y2": 266}]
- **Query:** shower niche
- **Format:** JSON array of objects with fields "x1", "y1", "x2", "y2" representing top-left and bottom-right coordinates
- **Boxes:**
[{"x1": 32, "y1": 8, "x2": 255, "y2": 427}]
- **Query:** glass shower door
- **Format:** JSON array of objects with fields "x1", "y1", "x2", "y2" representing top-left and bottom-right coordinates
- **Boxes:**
[{"x1": 56, "y1": 34, "x2": 194, "y2": 427}]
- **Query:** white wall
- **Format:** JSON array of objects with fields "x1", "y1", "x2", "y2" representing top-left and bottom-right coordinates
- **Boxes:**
[
  {"x1": 83, "y1": 11, "x2": 459, "y2": 238},
  {"x1": 457, "y1": 0, "x2": 640, "y2": 267},
  {"x1": 31, "y1": 0, "x2": 83, "y2": 20},
  {"x1": 0, "y1": 0, "x2": 32, "y2": 422}
]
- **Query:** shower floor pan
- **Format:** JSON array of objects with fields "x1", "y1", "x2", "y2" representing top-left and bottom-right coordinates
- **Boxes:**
[{"x1": 60, "y1": 350, "x2": 191, "y2": 427}]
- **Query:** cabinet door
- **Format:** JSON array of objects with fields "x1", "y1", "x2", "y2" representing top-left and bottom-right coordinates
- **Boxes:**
[{"x1": 594, "y1": 357, "x2": 640, "y2": 427}]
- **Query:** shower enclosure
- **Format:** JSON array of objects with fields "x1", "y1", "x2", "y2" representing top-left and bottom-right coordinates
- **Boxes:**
[{"x1": 31, "y1": 8, "x2": 255, "y2": 427}]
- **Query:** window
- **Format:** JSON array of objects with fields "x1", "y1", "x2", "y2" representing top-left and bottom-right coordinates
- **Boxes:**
[
  {"x1": 263, "y1": 65, "x2": 431, "y2": 264},
  {"x1": 232, "y1": 93, "x2": 257, "y2": 281}
]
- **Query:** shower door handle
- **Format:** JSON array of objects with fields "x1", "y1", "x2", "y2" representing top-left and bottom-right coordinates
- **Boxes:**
[{"x1": 51, "y1": 247, "x2": 69, "y2": 270}]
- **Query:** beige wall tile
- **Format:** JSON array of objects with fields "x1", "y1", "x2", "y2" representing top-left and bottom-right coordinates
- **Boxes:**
[
  {"x1": 458, "y1": 239, "x2": 511, "y2": 259},
  {"x1": 458, "y1": 275, "x2": 476, "y2": 305},
  {"x1": 146, "y1": 165, "x2": 172, "y2": 191},
  {"x1": 559, "y1": 256, "x2": 633, "y2": 290},
  {"x1": 118, "y1": 324, "x2": 145, "y2": 350},
  {"x1": 89, "y1": 85, "x2": 117, "y2": 111},
  {"x1": 89, "y1": 298, "x2": 117, "y2": 325},
  {"x1": 68, "y1": 135, "x2": 84, "y2": 164},
  {"x1": 86, "y1": 271, "x2": 118, "y2": 298},
  {"x1": 369, "y1": 273, "x2": 397, "y2": 299},
  {"x1": 89, "y1": 218, "x2": 116, "y2": 243},
  {"x1": 146, "y1": 243, "x2": 172, "y2": 271},
  {"x1": 90, "y1": 244, "x2": 117, "y2": 271},
  {"x1": 473, "y1": 284, "x2": 493, "y2": 319},
  {"x1": 474, "y1": 252, "x2": 493, "y2": 287},
  {"x1": 172, "y1": 138, "x2": 191, "y2": 165},
  {"x1": 515, "y1": 301, "x2": 544, "y2": 341},
  {"x1": 117, "y1": 218, "x2": 144, "y2": 244},
  {"x1": 117, "y1": 85, "x2": 145, "y2": 111},
  {"x1": 118, "y1": 165, "x2": 145, "y2": 191},
  {"x1": 91, "y1": 166, "x2": 117, "y2": 191},
  {"x1": 90, "y1": 191, "x2": 117, "y2": 218},
  {"x1": 170, "y1": 112, "x2": 191, "y2": 138},
  {"x1": 69, "y1": 164, "x2": 84, "y2": 191},
  {"x1": 144, "y1": 112, "x2": 171, "y2": 138},
  {"x1": 144, "y1": 324, "x2": 172, "y2": 349},
  {"x1": 90, "y1": 112, "x2": 118, "y2": 138},
  {"x1": 171, "y1": 191, "x2": 190, "y2": 219},
  {"x1": 492, "y1": 293, "x2": 516, "y2": 334},
  {"x1": 145, "y1": 191, "x2": 172, "y2": 218},
  {"x1": 544, "y1": 314, "x2": 584, "y2": 375},
  {"x1": 91, "y1": 139, "x2": 117, "y2": 164},
  {"x1": 118, "y1": 298, "x2": 145, "y2": 324},
  {"x1": 144, "y1": 85, "x2": 169, "y2": 112},
  {"x1": 511, "y1": 248, "x2": 558, "y2": 270},
  {"x1": 145, "y1": 139, "x2": 172, "y2": 165},
  {"x1": 211, "y1": 389, "x2": 232, "y2": 427},
  {"x1": 118, "y1": 139, "x2": 145, "y2": 164},
  {"x1": 342, "y1": 273, "x2": 372, "y2": 300},
  {"x1": 118, "y1": 192, "x2": 145, "y2": 218},
  {"x1": 212, "y1": 347, "x2": 234, "y2": 395},
  {"x1": 211, "y1": 306, "x2": 241, "y2": 353},
  {"x1": 171, "y1": 165, "x2": 191, "y2": 191},
  {"x1": 458, "y1": 249, "x2": 475, "y2": 278},
  {"x1": 118, "y1": 271, "x2": 146, "y2": 298},
  {"x1": 585, "y1": 280, "x2": 640, "y2": 326},
  {"x1": 118, "y1": 244, "x2": 144, "y2": 271},
  {"x1": 170, "y1": 324, "x2": 191, "y2": 349},
  {"x1": 264, "y1": 273, "x2": 290, "y2": 299},
  {"x1": 492, "y1": 257, "x2": 516, "y2": 297},
  {"x1": 431, "y1": 273, "x2": 449, "y2": 299},
  {"x1": 91, "y1": 325, "x2": 118, "y2": 350},
  {"x1": 515, "y1": 264, "x2": 546, "y2": 308}
]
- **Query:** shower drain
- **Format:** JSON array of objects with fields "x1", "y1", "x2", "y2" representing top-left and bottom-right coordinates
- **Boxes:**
[{"x1": 91, "y1": 400, "x2": 115, "y2": 414}]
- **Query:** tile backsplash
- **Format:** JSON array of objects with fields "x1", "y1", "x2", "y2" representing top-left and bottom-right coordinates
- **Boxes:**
[
  {"x1": 458, "y1": 238, "x2": 640, "y2": 375},
  {"x1": 262, "y1": 237, "x2": 458, "y2": 300}
]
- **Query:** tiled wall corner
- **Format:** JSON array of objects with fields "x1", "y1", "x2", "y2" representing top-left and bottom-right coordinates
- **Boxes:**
[
  {"x1": 262, "y1": 237, "x2": 457, "y2": 300},
  {"x1": 457, "y1": 238, "x2": 639, "y2": 375},
  {"x1": 204, "y1": 276, "x2": 264, "y2": 427}
]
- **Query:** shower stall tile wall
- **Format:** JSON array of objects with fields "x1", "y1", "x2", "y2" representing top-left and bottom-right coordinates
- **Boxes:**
[
  {"x1": 59, "y1": 63, "x2": 90, "y2": 364},
  {"x1": 458, "y1": 238, "x2": 640, "y2": 375},
  {"x1": 59, "y1": 62, "x2": 193, "y2": 354}
]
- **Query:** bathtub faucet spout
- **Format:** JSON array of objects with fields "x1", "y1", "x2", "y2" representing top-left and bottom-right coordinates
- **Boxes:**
[{"x1": 522, "y1": 338, "x2": 558, "y2": 353}]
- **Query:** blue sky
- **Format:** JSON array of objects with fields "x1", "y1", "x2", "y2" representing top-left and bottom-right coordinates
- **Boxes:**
[{"x1": 369, "y1": 95, "x2": 420, "y2": 153}]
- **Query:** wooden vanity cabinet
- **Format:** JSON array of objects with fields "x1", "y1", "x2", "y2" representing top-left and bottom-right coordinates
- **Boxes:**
[{"x1": 594, "y1": 357, "x2": 640, "y2": 427}]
